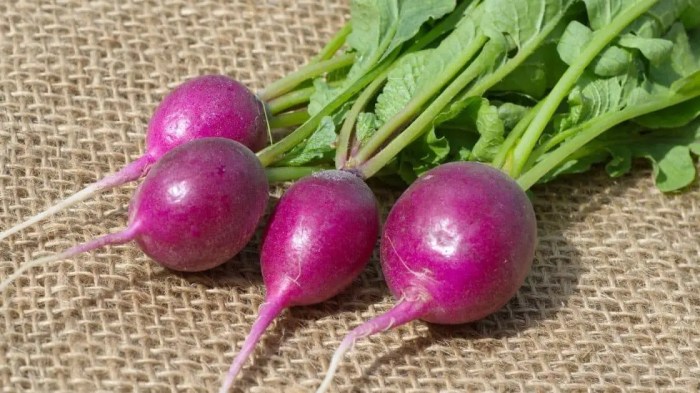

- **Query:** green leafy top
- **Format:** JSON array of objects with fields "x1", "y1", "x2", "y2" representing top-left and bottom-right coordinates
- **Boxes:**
[
  {"x1": 347, "y1": 0, "x2": 456, "y2": 80},
  {"x1": 258, "y1": 0, "x2": 700, "y2": 193}
]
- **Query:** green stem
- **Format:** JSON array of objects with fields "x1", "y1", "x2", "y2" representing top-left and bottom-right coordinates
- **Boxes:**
[
  {"x1": 517, "y1": 91, "x2": 698, "y2": 190},
  {"x1": 256, "y1": 60, "x2": 395, "y2": 167},
  {"x1": 466, "y1": 25, "x2": 572, "y2": 98},
  {"x1": 369, "y1": 24, "x2": 399, "y2": 75},
  {"x1": 358, "y1": 42, "x2": 497, "y2": 179},
  {"x1": 267, "y1": 88, "x2": 314, "y2": 115},
  {"x1": 313, "y1": 23, "x2": 352, "y2": 63},
  {"x1": 491, "y1": 101, "x2": 542, "y2": 170},
  {"x1": 259, "y1": 53, "x2": 355, "y2": 101},
  {"x1": 337, "y1": 2, "x2": 481, "y2": 168},
  {"x1": 267, "y1": 81, "x2": 344, "y2": 115},
  {"x1": 356, "y1": 0, "x2": 565, "y2": 173},
  {"x1": 351, "y1": 33, "x2": 488, "y2": 167},
  {"x1": 524, "y1": 120, "x2": 580, "y2": 168},
  {"x1": 510, "y1": 0, "x2": 660, "y2": 178},
  {"x1": 265, "y1": 166, "x2": 328, "y2": 183},
  {"x1": 356, "y1": 1, "x2": 570, "y2": 177},
  {"x1": 335, "y1": 68, "x2": 391, "y2": 168},
  {"x1": 269, "y1": 110, "x2": 310, "y2": 129}
]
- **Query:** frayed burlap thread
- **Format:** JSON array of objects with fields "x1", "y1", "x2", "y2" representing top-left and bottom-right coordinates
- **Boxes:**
[{"x1": 1, "y1": 1, "x2": 699, "y2": 392}]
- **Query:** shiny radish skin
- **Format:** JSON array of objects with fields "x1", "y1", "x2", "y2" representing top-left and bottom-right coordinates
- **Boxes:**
[
  {"x1": 261, "y1": 170, "x2": 380, "y2": 305},
  {"x1": 0, "y1": 75, "x2": 268, "y2": 242},
  {"x1": 147, "y1": 74, "x2": 268, "y2": 157},
  {"x1": 317, "y1": 162, "x2": 537, "y2": 392},
  {"x1": 381, "y1": 162, "x2": 537, "y2": 324},
  {"x1": 0, "y1": 138, "x2": 268, "y2": 292},
  {"x1": 219, "y1": 170, "x2": 380, "y2": 393},
  {"x1": 128, "y1": 138, "x2": 269, "y2": 272}
]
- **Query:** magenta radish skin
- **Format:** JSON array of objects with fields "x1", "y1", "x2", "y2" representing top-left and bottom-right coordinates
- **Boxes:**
[
  {"x1": 381, "y1": 161, "x2": 537, "y2": 324},
  {"x1": 261, "y1": 170, "x2": 380, "y2": 305},
  {"x1": 219, "y1": 170, "x2": 380, "y2": 392},
  {"x1": 128, "y1": 138, "x2": 269, "y2": 271},
  {"x1": 316, "y1": 162, "x2": 537, "y2": 392},
  {"x1": 146, "y1": 75, "x2": 268, "y2": 158},
  {"x1": 0, "y1": 138, "x2": 268, "y2": 290}
]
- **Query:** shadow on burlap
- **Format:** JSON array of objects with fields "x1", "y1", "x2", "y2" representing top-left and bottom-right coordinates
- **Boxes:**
[{"x1": 1, "y1": 1, "x2": 698, "y2": 392}]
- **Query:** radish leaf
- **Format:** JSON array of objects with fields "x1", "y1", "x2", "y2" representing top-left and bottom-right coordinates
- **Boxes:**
[{"x1": 279, "y1": 117, "x2": 338, "y2": 166}]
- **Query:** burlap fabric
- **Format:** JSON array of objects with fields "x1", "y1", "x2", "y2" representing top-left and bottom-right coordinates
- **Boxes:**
[{"x1": 1, "y1": 1, "x2": 699, "y2": 392}]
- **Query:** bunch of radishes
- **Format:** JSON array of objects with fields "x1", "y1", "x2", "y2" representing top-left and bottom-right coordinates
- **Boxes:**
[
  {"x1": 0, "y1": 71, "x2": 536, "y2": 392},
  {"x1": 0, "y1": 68, "x2": 536, "y2": 391},
  {"x1": 4, "y1": 0, "x2": 699, "y2": 390}
]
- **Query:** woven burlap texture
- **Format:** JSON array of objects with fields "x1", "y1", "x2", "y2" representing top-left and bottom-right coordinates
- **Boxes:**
[{"x1": 1, "y1": 1, "x2": 699, "y2": 392}]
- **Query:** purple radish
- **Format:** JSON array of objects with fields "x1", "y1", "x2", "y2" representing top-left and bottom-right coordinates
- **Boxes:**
[
  {"x1": 219, "y1": 170, "x2": 380, "y2": 392},
  {"x1": 146, "y1": 75, "x2": 268, "y2": 156},
  {"x1": 0, "y1": 75, "x2": 268, "y2": 241},
  {"x1": 317, "y1": 162, "x2": 537, "y2": 392},
  {"x1": 0, "y1": 138, "x2": 269, "y2": 291}
]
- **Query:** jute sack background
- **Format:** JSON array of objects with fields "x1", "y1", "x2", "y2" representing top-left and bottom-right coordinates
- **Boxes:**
[{"x1": 1, "y1": 1, "x2": 698, "y2": 392}]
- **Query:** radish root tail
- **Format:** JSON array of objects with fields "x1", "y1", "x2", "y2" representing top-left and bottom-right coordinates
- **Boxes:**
[
  {"x1": 219, "y1": 297, "x2": 287, "y2": 393},
  {"x1": 0, "y1": 156, "x2": 151, "y2": 242},
  {"x1": 0, "y1": 226, "x2": 138, "y2": 293},
  {"x1": 316, "y1": 334, "x2": 355, "y2": 393},
  {"x1": 315, "y1": 299, "x2": 428, "y2": 393}
]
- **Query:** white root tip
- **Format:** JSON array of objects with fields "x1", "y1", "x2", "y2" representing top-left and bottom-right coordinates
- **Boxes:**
[
  {"x1": 316, "y1": 337, "x2": 354, "y2": 393},
  {"x1": 0, "y1": 228, "x2": 136, "y2": 294},
  {"x1": 315, "y1": 300, "x2": 427, "y2": 392},
  {"x1": 1, "y1": 156, "x2": 150, "y2": 242},
  {"x1": 0, "y1": 253, "x2": 68, "y2": 293},
  {"x1": 0, "y1": 182, "x2": 102, "y2": 242}
]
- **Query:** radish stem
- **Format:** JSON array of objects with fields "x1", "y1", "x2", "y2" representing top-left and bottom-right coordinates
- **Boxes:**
[
  {"x1": 267, "y1": 88, "x2": 314, "y2": 115},
  {"x1": 269, "y1": 110, "x2": 310, "y2": 129},
  {"x1": 357, "y1": 43, "x2": 493, "y2": 178},
  {"x1": 259, "y1": 54, "x2": 355, "y2": 102},
  {"x1": 256, "y1": 59, "x2": 395, "y2": 167},
  {"x1": 267, "y1": 81, "x2": 343, "y2": 115},
  {"x1": 491, "y1": 101, "x2": 543, "y2": 170},
  {"x1": 312, "y1": 23, "x2": 352, "y2": 63},
  {"x1": 351, "y1": 33, "x2": 488, "y2": 167},
  {"x1": 335, "y1": 68, "x2": 391, "y2": 169},
  {"x1": 517, "y1": 90, "x2": 700, "y2": 190},
  {"x1": 265, "y1": 166, "x2": 328, "y2": 183},
  {"x1": 509, "y1": 0, "x2": 660, "y2": 177}
]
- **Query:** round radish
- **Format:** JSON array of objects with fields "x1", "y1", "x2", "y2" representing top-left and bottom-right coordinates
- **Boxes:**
[
  {"x1": 317, "y1": 162, "x2": 537, "y2": 392},
  {"x1": 126, "y1": 137, "x2": 269, "y2": 271},
  {"x1": 146, "y1": 74, "x2": 268, "y2": 157},
  {"x1": 0, "y1": 75, "x2": 268, "y2": 241},
  {"x1": 0, "y1": 138, "x2": 269, "y2": 291},
  {"x1": 219, "y1": 170, "x2": 379, "y2": 392}
]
